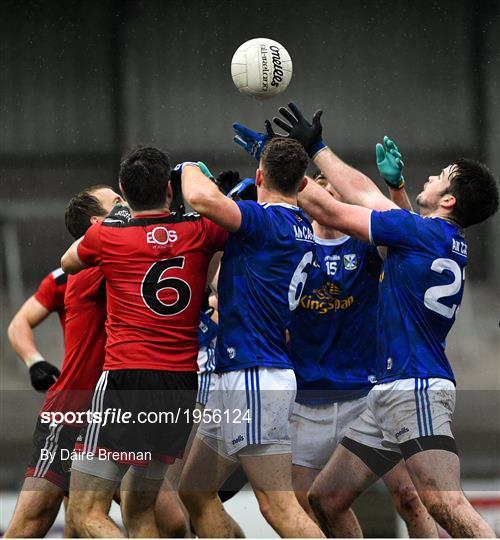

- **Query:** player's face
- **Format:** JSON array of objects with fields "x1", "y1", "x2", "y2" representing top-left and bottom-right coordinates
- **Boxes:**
[
  {"x1": 416, "y1": 164, "x2": 455, "y2": 214},
  {"x1": 92, "y1": 188, "x2": 124, "y2": 216},
  {"x1": 315, "y1": 175, "x2": 343, "y2": 202}
]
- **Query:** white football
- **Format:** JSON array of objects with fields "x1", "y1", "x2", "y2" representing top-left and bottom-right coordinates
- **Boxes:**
[{"x1": 231, "y1": 38, "x2": 292, "y2": 100}]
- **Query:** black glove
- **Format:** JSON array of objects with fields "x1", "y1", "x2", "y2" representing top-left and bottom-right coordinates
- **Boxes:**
[
  {"x1": 273, "y1": 102, "x2": 326, "y2": 158},
  {"x1": 29, "y1": 361, "x2": 60, "y2": 392},
  {"x1": 107, "y1": 204, "x2": 132, "y2": 223},
  {"x1": 216, "y1": 170, "x2": 241, "y2": 195},
  {"x1": 169, "y1": 166, "x2": 185, "y2": 214}
]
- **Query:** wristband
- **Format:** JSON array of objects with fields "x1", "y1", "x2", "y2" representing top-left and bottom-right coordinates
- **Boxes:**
[
  {"x1": 26, "y1": 354, "x2": 45, "y2": 368},
  {"x1": 310, "y1": 141, "x2": 327, "y2": 159}
]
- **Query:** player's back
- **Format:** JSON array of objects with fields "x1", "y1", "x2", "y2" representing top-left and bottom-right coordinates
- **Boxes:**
[
  {"x1": 77, "y1": 211, "x2": 226, "y2": 372},
  {"x1": 290, "y1": 236, "x2": 381, "y2": 404},
  {"x1": 370, "y1": 209, "x2": 467, "y2": 384},
  {"x1": 41, "y1": 266, "x2": 106, "y2": 417},
  {"x1": 216, "y1": 201, "x2": 315, "y2": 372}
]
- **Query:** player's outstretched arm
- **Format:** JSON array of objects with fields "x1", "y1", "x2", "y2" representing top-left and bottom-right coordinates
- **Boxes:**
[
  {"x1": 298, "y1": 177, "x2": 372, "y2": 242},
  {"x1": 273, "y1": 102, "x2": 397, "y2": 212},
  {"x1": 61, "y1": 238, "x2": 86, "y2": 274},
  {"x1": 181, "y1": 163, "x2": 242, "y2": 232},
  {"x1": 7, "y1": 297, "x2": 61, "y2": 391}
]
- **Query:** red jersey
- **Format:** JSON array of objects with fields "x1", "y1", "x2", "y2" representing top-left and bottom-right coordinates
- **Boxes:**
[
  {"x1": 41, "y1": 266, "x2": 106, "y2": 416},
  {"x1": 77, "y1": 212, "x2": 227, "y2": 372},
  {"x1": 34, "y1": 268, "x2": 67, "y2": 331}
]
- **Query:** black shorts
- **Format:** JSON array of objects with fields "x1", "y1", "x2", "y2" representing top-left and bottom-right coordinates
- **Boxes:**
[
  {"x1": 26, "y1": 417, "x2": 80, "y2": 491},
  {"x1": 75, "y1": 369, "x2": 197, "y2": 466}
]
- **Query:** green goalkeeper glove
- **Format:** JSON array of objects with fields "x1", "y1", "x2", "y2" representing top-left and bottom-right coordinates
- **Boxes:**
[{"x1": 376, "y1": 136, "x2": 405, "y2": 189}]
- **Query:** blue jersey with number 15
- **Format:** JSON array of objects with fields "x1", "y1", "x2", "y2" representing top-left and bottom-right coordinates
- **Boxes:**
[
  {"x1": 215, "y1": 201, "x2": 315, "y2": 373},
  {"x1": 370, "y1": 209, "x2": 467, "y2": 384}
]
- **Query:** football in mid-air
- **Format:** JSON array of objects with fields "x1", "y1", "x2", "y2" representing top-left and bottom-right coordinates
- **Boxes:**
[{"x1": 231, "y1": 38, "x2": 292, "y2": 100}]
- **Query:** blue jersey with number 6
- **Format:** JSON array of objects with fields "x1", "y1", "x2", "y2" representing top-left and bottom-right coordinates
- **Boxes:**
[
  {"x1": 370, "y1": 209, "x2": 467, "y2": 384},
  {"x1": 216, "y1": 201, "x2": 315, "y2": 372}
]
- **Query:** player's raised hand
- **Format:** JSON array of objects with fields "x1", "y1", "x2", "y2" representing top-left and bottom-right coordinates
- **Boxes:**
[
  {"x1": 376, "y1": 136, "x2": 405, "y2": 189},
  {"x1": 273, "y1": 102, "x2": 326, "y2": 158},
  {"x1": 216, "y1": 170, "x2": 241, "y2": 195},
  {"x1": 233, "y1": 120, "x2": 276, "y2": 161},
  {"x1": 29, "y1": 360, "x2": 60, "y2": 392},
  {"x1": 227, "y1": 177, "x2": 257, "y2": 201}
]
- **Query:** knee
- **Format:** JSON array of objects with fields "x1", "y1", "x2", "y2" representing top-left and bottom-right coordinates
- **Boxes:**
[
  {"x1": 178, "y1": 486, "x2": 212, "y2": 516},
  {"x1": 419, "y1": 490, "x2": 463, "y2": 522},
  {"x1": 392, "y1": 484, "x2": 423, "y2": 516},
  {"x1": 159, "y1": 512, "x2": 189, "y2": 538},
  {"x1": 307, "y1": 484, "x2": 349, "y2": 517}
]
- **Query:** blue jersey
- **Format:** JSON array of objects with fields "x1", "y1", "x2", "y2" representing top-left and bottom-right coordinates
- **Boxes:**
[
  {"x1": 216, "y1": 201, "x2": 315, "y2": 372},
  {"x1": 290, "y1": 236, "x2": 381, "y2": 405},
  {"x1": 198, "y1": 310, "x2": 218, "y2": 349},
  {"x1": 370, "y1": 209, "x2": 467, "y2": 384}
]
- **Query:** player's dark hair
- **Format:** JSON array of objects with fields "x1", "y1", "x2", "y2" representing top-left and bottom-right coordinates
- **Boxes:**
[
  {"x1": 119, "y1": 146, "x2": 171, "y2": 211},
  {"x1": 65, "y1": 185, "x2": 111, "y2": 239},
  {"x1": 446, "y1": 159, "x2": 499, "y2": 228},
  {"x1": 260, "y1": 138, "x2": 309, "y2": 196}
]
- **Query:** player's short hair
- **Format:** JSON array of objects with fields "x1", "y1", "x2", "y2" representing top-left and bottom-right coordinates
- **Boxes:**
[
  {"x1": 119, "y1": 146, "x2": 171, "y2": 211},
  {"x1": 446, "y1": 159, "x2": 499, "y2": 228},
  {"x1": 65, "y1": 185, "x2": 111, "y2": 239},
  {"x1": 260, "y1": 138, "x2": 309, "y2": 196}
]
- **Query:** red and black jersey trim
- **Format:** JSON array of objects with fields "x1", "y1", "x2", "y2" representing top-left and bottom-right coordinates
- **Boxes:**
[
  {"x1": 102, "y1": 212, "x2": 202, "y2": 228},
  {"x1": 54, "y1": 272, "x2": 68, "y2": 286}
]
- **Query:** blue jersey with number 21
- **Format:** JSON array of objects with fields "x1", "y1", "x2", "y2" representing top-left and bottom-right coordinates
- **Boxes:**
[
  {"x1": 216, "y1": 201, "x2": 314, "y2": 372},
  {"x1": 370, "y1": 209, "x2": 467, "y2": 384}
]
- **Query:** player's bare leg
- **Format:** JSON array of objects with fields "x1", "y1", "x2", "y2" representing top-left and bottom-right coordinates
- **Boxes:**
[
  {"x1": 382, "y1": 460, "x2": 437, "y2": 537},
  {"x1": 120, "y1": 468, "x2": 164, "y2": 537},
  {"x1": 404, "y1": 449, "x2": 494, "y2": 538},
  {"x1": 67, "y1": 470, "x2": 123, "y2": 537},
  {"x1": 292, "y1": 464, "x2": 320, "y2": 518},
  {"x1": 62, "y1": 495, "x2": 77, "y2": 538},
  {"x1": 178, "y1": 436, "x2": 244, "y2": 538},
  {"x1": 154, "y1": 477, "x2": 190, "y2": 538},
  {"x1": 308, "y1": 444, "x2": 378, "y2": 537},
  {"x1": 240, "y1": 453, "x2": 324, "y2": 538},
  {"x1": 4, "y1": 477, "x2": 64, "y2": 538}
]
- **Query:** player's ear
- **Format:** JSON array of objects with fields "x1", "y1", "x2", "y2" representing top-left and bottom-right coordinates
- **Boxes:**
[
  {"x1": 441, "y1": 193, "x2": 456, "y2": 210},
  {"x1": 255, "y1": 168, "x2": 263, "y2": 187},
  {"x1": 118, "y1": 179, "x2": 125, "y2": 197},
  {"x1": 90, "y1": 215, "x2": 100, "y2": 225},
  {"x1": 166, "y1": 182, "x2": 173, "y2": 202},
  {"x1": 298, "y1": 176, "x2": 308, "y2": 193}
]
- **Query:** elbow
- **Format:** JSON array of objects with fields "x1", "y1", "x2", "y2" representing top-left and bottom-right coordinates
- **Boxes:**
[
  {"x1": 185, "y1": 189, "x2": 219, "y2": 215},
  {"x1": 7, "y1": 318, "x2": 17, "y2": 343},
  {"x1": 184, "y1": 188, "x2": 206, "y2": 212},
  {"x1": 61, "y1": 254, "x2": 77, "y2": 275}
]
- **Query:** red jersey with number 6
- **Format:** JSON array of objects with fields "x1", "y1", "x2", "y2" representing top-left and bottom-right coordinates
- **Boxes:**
[{"x1": 77, "y1": 212, "x2": 227, "y2": 372}]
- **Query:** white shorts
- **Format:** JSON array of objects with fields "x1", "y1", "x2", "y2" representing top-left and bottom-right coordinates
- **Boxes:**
[
  {"x1": 347, "y1": 377, "x2": 456, "y2": 452},
  {"x1": 197, "y1": 351, "x2": 217, "y2": 407},
  {"x1": 291, "y1": 395, "x2": 371, "y2": 469},
  {"x1": 197, "y1": 367, "x2": 296, "y2": 460}
]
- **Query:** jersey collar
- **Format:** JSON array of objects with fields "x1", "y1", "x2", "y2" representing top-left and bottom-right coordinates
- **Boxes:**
[
  {"x1": 314, "y1": 234, "x2": 350, "y2": 246},
  {"x1": 260, "y1": 202, "x2": 300, "y2": 210}
]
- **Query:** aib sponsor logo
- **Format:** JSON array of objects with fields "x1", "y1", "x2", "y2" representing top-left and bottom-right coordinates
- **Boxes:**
[{"x1": 146, "y1": 226, "x2": 178, "y2": 246}]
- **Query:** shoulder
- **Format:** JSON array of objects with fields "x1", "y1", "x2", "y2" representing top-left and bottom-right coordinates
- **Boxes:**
[{"x1": 50, "y1": 267, "x2": 68, "y2": 286}]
